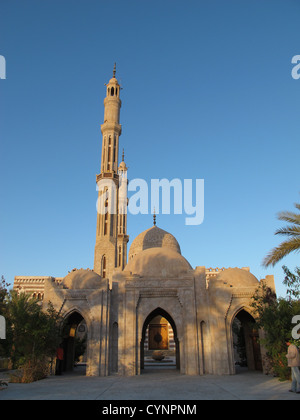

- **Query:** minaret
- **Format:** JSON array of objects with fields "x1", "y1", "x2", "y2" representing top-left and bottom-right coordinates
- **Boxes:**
[
  {"x1": 94, "y1": 64, "x2": 129, "y2": 279},
  {"x1": 117, "y1": 149, "x2": 129, "y2": 270},
  {"x1": 101, "y1": 63, "x2": 121, "y2": 173}
]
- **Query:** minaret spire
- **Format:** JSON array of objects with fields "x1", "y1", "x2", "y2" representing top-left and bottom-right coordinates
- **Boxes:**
[{"x1": 94, "y1": 67, "x2": 128, "y2": 277}]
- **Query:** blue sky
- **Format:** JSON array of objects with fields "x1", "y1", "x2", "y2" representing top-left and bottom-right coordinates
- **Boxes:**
[{"x1": 1, "y1": 0, "x2": 299, "y2": 297}]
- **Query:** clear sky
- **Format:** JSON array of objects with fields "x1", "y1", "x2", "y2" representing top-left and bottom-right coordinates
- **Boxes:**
[{"x1": 1, "y1": 0, "x2": 299, "y2": 298}]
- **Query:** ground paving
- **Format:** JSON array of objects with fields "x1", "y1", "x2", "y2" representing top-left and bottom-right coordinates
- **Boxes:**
[{"x1": 0, "y1": 366, "x2": 299, "y2": 400}]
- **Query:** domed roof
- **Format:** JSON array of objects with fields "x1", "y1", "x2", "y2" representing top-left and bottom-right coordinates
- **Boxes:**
[
  {"x1": 128, "y1": 225, "x2": 181, "y2": 260},
  {"x1": 118, "y1": 160, "x2": 127, "y2": 170},
  {"x1": 210, "y1": 268, "x2": 259, "y2": 289},
  {"x1": 125, "y1": 247, "x2": 192, "y2": 278},
  {"x1": 108, "y1": 77, "x2": 119, "y2": 85},
  {"x1": 63, "y1": 268, "x2": 101, "y2": 290}
]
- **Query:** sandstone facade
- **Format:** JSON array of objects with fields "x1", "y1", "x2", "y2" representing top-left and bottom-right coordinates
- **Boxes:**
[{"x1": 14, "y1": 67, "x2": 275, "y2": 376}]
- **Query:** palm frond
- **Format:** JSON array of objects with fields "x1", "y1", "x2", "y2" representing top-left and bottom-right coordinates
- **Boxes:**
[
  {"x1": 277, "y1": 211, "x2": 300, "y2": 226},
  {"x1": 263, "y1": 237, "x2": 300, "y2": 267},
  {"x1": 275, "y1": 225, "x2": 300, "y2": 237},
  {"x1": 263, "y1": 201, "x2": 300, "y2": 267}
]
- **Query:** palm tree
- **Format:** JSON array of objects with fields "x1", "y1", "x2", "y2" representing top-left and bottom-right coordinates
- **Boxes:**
[{"x1": 263, "y1": 202, "x2": 300, "y2": 267}]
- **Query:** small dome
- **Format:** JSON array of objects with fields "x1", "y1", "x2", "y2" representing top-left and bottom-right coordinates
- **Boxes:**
[
  {"x1": 108, "y1": 77, "x2": 119, "y2": 85},
  {"x1": 63, "y1": 268, "x2": 101, "y2": 289},
  {"x1": 118, "y1": 160, "x2": 127, "y2": 171},
  {"x1": 128, "y1": 226, "x2": 181, "y2": 260},
  {"x1": 125, "y1": 247, "x2": 192, "y2": 278},
  {"x1": 210, "y1": 268, "x2": 259, "y2": 289}
]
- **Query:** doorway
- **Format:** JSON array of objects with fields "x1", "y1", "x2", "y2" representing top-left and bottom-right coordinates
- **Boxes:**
[
  {"x1": 140, "y1": 308, "x2": 180, "y2": 371},
  {"x1": 232, "y1": 309, "x2": 262, "y2": 372},
  {"x1": 61, "y1": 311, "x2": 87, "y2": 374}
]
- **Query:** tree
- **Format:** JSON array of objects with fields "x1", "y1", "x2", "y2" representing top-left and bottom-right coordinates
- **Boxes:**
[
  {"x1": 0, "y1": 276, "x2": 11, "y2": 357},
  {"x1": 282, "y1": 265, "x2": 300, "y2": 300},
  {"x1": 263, "y1": 202, "x2": 300, "y2": 267},
  {"x1": 0, "y1": 275, "x2": 10, "y2": 313},
  {"x1": 251, "y1": 267, "x2": 300, "y2": 379},
  {"x1": 3, "y1": 291, "x2": 63, "y2": 382}
]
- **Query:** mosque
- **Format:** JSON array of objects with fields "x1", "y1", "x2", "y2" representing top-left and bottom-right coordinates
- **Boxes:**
[{"x1": 13, "y1": 66, "x2": 275, "y2": 376}]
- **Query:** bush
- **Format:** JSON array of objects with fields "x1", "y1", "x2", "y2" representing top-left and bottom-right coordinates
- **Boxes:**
[
  {"x1": 1, "y1": 288, "x2": 63, "y2": 382},
  {"x1": 251, "y1": 266, "x2": 300, "y2": 380},
  {"x1": 14, "y1": 359, "x2": 50, "y2": 383},
  {"x1": 9, "y1": 358, "x2": 51, "y2": 383}
]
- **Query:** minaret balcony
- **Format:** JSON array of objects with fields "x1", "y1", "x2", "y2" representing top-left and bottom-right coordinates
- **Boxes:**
[
  {"x1": 118, "y1": 234, "x2": 129, "y2": 243},
  {"x1": 96, "y1": 172, "x2": 119, "y2": 183},
  {"x1": 101, "y1": 121, "x2": 122, "y2": 135}
]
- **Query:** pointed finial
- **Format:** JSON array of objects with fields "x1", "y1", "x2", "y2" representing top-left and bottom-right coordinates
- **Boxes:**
[
  {"x1": 153, "y1": 207, "x2": 156, "y2": 226},
  {"x1": 113, "y1": 63, "x2": 116, "y2": 78},
  {"x1": 122, "y1": 148, "x2": 125, "y2": 162}
]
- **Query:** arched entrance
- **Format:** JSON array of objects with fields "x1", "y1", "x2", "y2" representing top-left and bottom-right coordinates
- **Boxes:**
[
  {"x1": 232, "y1": 309, "x2": 262, "y2": 372},
  {"x1": 140, "y1": 308, "x2": 180, "y2": 371},
  {"x1": 61, "y1": 310, "x2": 87, "y2": 374}
]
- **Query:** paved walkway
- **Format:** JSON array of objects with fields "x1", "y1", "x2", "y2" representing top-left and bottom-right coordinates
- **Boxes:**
[{"x1": 0, "y1": 366, "x2": 299, "y2": 400}]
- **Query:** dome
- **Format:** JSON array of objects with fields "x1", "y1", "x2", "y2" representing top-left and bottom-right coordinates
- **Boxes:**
[
  {"x1": 63, "y1": 268, "x2": 102, "y2": 290},
  {"x1": 128, "y1": 225, "x2": 181, "y2": 260},
  {"x1": 125, "y1": 247, "x2": 192, "y2": 278},
  {"x1": 118, "y1": 160, "x2": 127, "y2": 171},
  {"x1": 210, "y1": 268, "x2": 259, "y2": 289},
  {"x1": 108, "y1": 77, "x2": 119, "y2": 85}
]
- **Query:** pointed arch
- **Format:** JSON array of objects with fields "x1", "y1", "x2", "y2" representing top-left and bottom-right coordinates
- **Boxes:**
[
  {"x1": 140, "y1": 307, "x2": 180, "y2": 371},
  {"x1": 61, "y1": 309, "x2": 86, "y2": 373},
  {"x1": 229, "y1": 307, "x2": 262, "y2": 373}
]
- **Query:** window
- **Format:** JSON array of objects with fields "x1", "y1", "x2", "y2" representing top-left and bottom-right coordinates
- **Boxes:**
[
  {"x1": 118, "y1": 246, "x2": 122, "y2": 267},
  {"x1": 102, "y1": 256, "x2": 107, "y2": 278},
  {"x1": 113, "y1": 135, "x2": 116, "y2": 168},
  {"x1": 102, "y1": 136, "x2": 106, "y2": 172},
  {"x1": 104, "y1": 198, "x2": 108, "y2": 235},
  {"x1": 107, "y1": 136, "x2": 111, "y2": 170}
]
